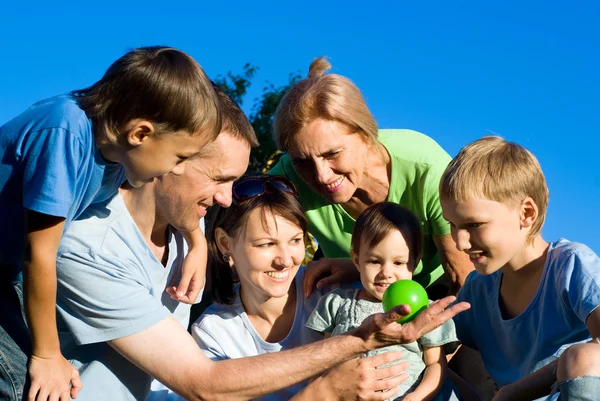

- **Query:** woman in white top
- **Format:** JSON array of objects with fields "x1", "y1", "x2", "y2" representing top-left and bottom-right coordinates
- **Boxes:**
[{"x1": 191, "y1": 175, "x2": 324, "y2": 400}]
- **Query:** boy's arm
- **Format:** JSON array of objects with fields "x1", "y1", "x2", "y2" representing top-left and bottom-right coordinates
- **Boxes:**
[
  {"x1": 24, "y1": 211, "x2": 82, "y2": 400},
  {"x1": 403, "y1": 346, "x2": 446, "y2": 401},
  {"x1": 167, "y1": 228, "x2": 206, "y2": 304}
]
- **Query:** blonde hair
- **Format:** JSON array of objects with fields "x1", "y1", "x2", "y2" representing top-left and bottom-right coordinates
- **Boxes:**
[
  {"x1": 273, "y1": 57, "x2": 378, "y2": 151},
  {"x1": 440, "y1": 136, "x2": 549, "y2": 240}
]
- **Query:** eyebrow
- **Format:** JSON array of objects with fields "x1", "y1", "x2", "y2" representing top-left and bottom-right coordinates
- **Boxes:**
[{"x1": 291, "y1": 147, "x2": 343, "y2": 161}]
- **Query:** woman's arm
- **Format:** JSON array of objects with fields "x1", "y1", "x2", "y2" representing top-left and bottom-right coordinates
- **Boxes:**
[{"x1": 403, "y1": 346, "x2": 446, "y2": 401}]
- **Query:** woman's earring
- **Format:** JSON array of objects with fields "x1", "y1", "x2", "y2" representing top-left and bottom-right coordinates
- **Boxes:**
[{"x1": 222, "y1": 254, "x2": 230, "y2": 263}]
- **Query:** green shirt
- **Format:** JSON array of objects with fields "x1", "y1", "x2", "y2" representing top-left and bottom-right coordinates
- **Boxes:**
[{"x1": 269, "y1": 129, "x2": 451, "y2": 288}]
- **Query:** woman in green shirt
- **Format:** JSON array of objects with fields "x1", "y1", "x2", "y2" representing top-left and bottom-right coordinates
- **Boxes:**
[{"x1": 269, "y1": 57, "x2": 473, "y2": 298}]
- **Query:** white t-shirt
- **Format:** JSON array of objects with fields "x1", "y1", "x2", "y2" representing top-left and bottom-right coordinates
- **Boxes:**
[
  {"x1": 56, "y1": 194, "x2": 201, "y2": 401},
  {"x1": 191, "y1": 267, "x2": 323, "y2": 401}
]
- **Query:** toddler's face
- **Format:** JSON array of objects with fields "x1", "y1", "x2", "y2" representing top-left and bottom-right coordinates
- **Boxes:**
[{"x1": 352, "y1": 229, "x2": 414, "y2": 302}]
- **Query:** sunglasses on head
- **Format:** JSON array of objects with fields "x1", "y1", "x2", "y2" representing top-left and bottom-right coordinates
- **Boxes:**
[{"x1": 232, "y1": 176, "x2": 298, "y2": 204}]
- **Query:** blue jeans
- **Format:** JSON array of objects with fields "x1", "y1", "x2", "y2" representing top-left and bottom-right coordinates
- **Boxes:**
[
  {"x1": 533, "y1": 376, "x2": 600, "y2": 401},
  {"x1": 0, "y1": 281, "x2": 30, "y2": 401}
]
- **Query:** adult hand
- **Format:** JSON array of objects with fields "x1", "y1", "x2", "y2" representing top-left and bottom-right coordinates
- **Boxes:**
[
  {"x1": 352, "y1": 297, "x2": 471, "y2": 351},
  {"x1": 303, "y1": 257, "x2": 359, "y2": 298},
  {"x1": 308, "y1": 351, "x2": 409, "y2": 401},
  {"x1": 28, "y1": 354, "x2": 82, "y2": 400}
]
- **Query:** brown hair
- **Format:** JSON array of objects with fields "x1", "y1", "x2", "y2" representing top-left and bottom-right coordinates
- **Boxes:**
[
  {"x1": 206, "y1": 175, "x2": 307, "y2": 304},
  {"x1": 273, "y1": 57, "x2": 378, "y2": 151},
  {"x1": 439, "y1": 136, "x2": 549, "y2": 241},
  {"x1": 212, "y1": 84, "x2": 259, "y2": 147},
  {"x1": 73, "y1": 46, "x2": 221, "y2": 142},
  {"x1": 351, "y1": 202, "x2": 423, "y2": 269}
]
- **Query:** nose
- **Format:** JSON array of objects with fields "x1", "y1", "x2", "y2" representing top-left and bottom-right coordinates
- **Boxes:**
[
  {"x1": 454, "y1": 228, "x2": 471, "y2": 252},
  {"x1": 274, "y1": 245, "x2": 294, "y2": 268},
  {"x1": 214, "y1": 184, "x2": 233, "y2": 208},
  {"x1": 314, "y1": 159, "x2": 333, "y2": 184}
]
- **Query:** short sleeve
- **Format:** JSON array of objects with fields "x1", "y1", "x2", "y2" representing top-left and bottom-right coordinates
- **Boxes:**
[
  {"x1": 558, "y1": 246, "x2": 600, "y2": 324},
  {"x1": 19, "y1": 127, "x2": 86, "y2": 218},
  {"x1": 418, "y1": 301, "x2": 460, "y2": 354},
  {"x1": 191, "y1": 322, "x2": 229, "y2": 361},
  {"x1": 422, "y1": 162, "x2": 451, "y2": 237},
  {"x1": 305, "y1": 289, "x2": 347, "y2": 334},
  {"x1": 56, "y1": 251, "x2": 169, "y2": 345}
]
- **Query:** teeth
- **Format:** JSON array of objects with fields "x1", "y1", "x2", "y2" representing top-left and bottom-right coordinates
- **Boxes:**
[
  {"x1": 326, "y1": 177, "x2": 344, "y2": 189},
  {"x1": 265, "y1": 270, "x2": 289, "y2": 279}
]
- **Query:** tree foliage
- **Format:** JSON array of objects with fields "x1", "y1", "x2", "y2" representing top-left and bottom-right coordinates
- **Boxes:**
[{"x1": 213, "y1": 64, "x2": 302, "y2": 172}]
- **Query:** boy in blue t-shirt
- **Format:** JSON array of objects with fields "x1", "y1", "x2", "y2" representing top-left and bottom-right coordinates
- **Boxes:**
[
  {"x1": 0, "y1": 46, "x2": 220, "y2": 401},
  {"x1": 439, "y1": 136, "x2": 600, "y2": 400}
]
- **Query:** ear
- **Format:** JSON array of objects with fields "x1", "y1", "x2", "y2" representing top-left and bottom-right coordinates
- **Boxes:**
[
  {"x1": 350, "y1": 249, "x2": 360, "y2": 272},
  {"x1": 123, "y1": 119, "x2": 155, "y2": 147},
  {"x1": 215, "y1": 227, "x2": 233, "y2": 263},
  {"x1": 519, "y1": 197, "x2": 539, "y2": 229}
]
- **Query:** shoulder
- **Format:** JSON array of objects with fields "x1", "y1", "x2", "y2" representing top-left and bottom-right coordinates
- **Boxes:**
[
  {"x1": 58, "y1": 195, "x2": 141, "y2": 258},
  {"x1": 547, "y1": 239, "x2": 600, "y2": 286},
  {"x1": 192, "y1": 301, "x2": 244, "y2": 339},
  {"x1": 378, "y1": 129, "x2": 451, "y2": 165},
  {"x1": 24, "y1": 95, "x2": 92, "y2": 140},
  {"x1": 548, "y1": 239, "x2": 599, "y2": 267}
]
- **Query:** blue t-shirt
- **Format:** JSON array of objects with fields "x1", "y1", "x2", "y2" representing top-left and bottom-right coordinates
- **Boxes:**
[
  {"x1": 0, "y1": 94, "x2": 126, "y2": 281},
  {"x1": 454, "y1": 239, "x2": 600, "y2": 387}
]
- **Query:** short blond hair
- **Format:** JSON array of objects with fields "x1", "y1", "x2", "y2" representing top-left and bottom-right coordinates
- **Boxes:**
[
  {"x1": 439, "y1": 136, "x2": 549, "y2": 240},
  {"x1": 273, "y1": 57, "x2": 378, "y2": 151}
]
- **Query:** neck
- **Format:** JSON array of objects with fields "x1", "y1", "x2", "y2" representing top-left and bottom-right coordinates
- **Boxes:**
[
  {"x1": 119, "y1": 185, "x2": 170, "y2": 260},
  {"x1": 501, "y1": 235, "x2": 549, "y2": 280},
  {"x1": 239, "y1": 280, "x2": 297, "y2": 324}
]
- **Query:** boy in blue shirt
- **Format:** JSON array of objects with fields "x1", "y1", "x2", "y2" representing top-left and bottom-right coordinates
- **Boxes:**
[
  {"x1": 0, "y1": 46, "x2": 220, "y2": 401},
  {"x1": 439, "y1": 136, "x2": 600, "y2": 400}
]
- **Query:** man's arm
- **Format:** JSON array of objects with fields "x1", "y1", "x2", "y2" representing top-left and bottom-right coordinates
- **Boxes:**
[
  {"x1": 433, "y1": 234, "x2": 474, "y2": 294},
  {"x1": 111, "y1": 297, "x2": 469, "y2": 401}
]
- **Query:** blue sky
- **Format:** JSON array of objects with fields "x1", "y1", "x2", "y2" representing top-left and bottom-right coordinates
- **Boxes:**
[{"x1": 1, "y1": 1, "x2": 599, "y2": 251}]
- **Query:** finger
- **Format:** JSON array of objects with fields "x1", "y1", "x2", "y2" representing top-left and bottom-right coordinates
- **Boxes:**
[
  {"x1": 359, "y1": 351, "x2": 405, "y2": 369},
  {"x1": 314, "y1": 273, "x2": 345, "y2": 292},
  {"x1": 175, "y1": 268, "x2": 194, "y2": 299},
  {"x1": 383, "y1": 305, "x2": 412, "y2": 324},
  {"x1": 27, "y1": 383, "x2": 40, "y2": 401},
  {"x1": 183, "y1": 275, "x2": 203, "y2": 303},
  {"x1": 60, "y1": 391, "x2": 70, "y2": 401},
  {"x1": 49, "y1": 390, "x2": 60, "y2": 401},
  {"x1": 71, "y1": 370, "x2": 83, "y2": 399},
  {"x1": 410, "y1": 299, "x2": 470, "y2": 336},
  {"x1": 371, "y1": 371, "x2": 410, "y2": 392},
  {"x1": 371, "y1": 361, "x2": 410, "y2": 382},
  {"x1": 303, "y1": 259, "x2": 331, "y2": 297},
  {"x1": 37, "y1": 388, "x2": 50, "y2": 401},
  {"x1": 165, "y1": 286, "x2": 177, "y2": 296}
]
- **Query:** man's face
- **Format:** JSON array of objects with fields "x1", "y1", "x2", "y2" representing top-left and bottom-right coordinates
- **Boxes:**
[{"x1": 155, "y1": 131, "x2": 250, "y2": 233}]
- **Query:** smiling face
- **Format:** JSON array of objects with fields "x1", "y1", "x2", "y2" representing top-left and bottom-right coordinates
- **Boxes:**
[
  {"x1": 441, "y1": 196, "x2": 530, "y2": 275},
  {"x1": 121, "y1": 130, "x2": 209, "y2": 188},
  {"x1": 287, "y1": 119, "x2": 370, "y2": 204},
  {"x1": 352, "y1": 229, "x2": 415, "y2": 301},
  {"x1": 154, "y1": 131, "x2": 250, "y2": 233},
  {"x1": 228, "y1": 209, "x2": 305, "y2": 302}
]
